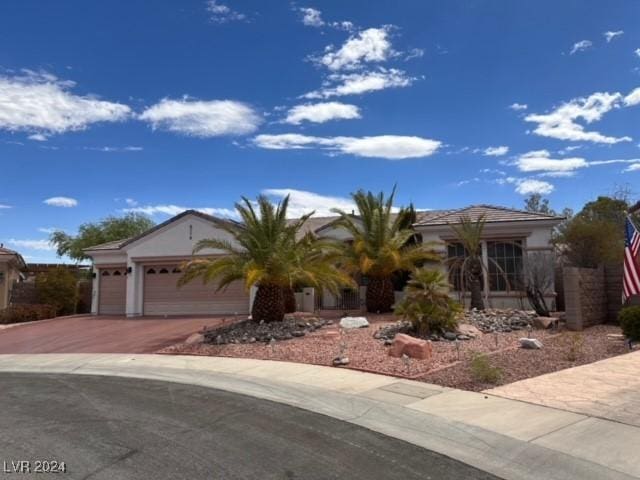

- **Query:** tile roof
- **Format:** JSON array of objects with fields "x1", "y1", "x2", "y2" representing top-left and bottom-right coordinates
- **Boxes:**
[
  {"x1": 0, "y1": 246, "x2": 27, "y2": 269},
  {"x1": 415, "y1": 204, "x2": 564, "y2": 226}
]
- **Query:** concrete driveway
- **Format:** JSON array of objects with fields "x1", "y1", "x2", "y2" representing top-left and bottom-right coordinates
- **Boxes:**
[
  {"x1": 487, "y1": 350, "x2": 640, "y2": 427},
  {"x1": 0, "y1": 315, "x2": 229, "y2": 353}
]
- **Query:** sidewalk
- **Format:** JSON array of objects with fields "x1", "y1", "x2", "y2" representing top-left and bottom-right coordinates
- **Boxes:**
[{"x1": 0, "y1": 354, "x2": 638, "y2": 480}]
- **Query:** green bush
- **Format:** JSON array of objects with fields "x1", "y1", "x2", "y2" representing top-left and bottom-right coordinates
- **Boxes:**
[
  {"x1": 35, "y1": 267, "x2": 78, "y2": 316},
  {"x1": 394, "y1": 268, "x2": 461, "y2": 335},
  {"x1": 470, "y1": 352, "x2": 503, "y2": 384},
  {"x1": 0, "y1": 304, "x2": 57, "y2": 324},
  {"x1": 619, "y1": 306, "x2": 640, "y2": 342}
]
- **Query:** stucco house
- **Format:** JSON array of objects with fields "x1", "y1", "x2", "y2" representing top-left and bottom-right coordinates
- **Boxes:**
[
  {"x1": 84, "y1": 205, "x2": 562, "y2": 317},
  {"x1": 0, "y1": 245, "x2": 27, "y2": 310}
]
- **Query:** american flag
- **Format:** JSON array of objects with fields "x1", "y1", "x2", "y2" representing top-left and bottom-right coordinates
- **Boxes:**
[{"x1": 623, "y1": 216, "x2": 640, "y2": 303}]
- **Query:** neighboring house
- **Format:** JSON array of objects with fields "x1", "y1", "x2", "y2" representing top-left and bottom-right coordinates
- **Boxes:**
[
  {"x1": 0, "y1": 245, "x2": 27, "y2": 310},
  {"x1": 84, "y1": 205, "x2": 562, "y2": 317}
]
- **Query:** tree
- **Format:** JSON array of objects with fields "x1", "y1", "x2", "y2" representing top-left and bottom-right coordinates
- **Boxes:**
[
  {"x1": 179, "y1": 195, "x2": 353, "y2": 323},
  {"x1": 524, "y1": 193, "x2": 555, "y2": 215},
  {"x1": 50, "y1": 213, "x2": 155, "y2": 262},
  {"x1": 331, "y1": 188, "x2": 440, "y2": 313},
  {"x1": 35, "y1": 267, "x2": 78, "y2": 316},
  {"x1": 556, "y1": 196, "x2": 634, "y2": 267},
  {"x1": 447, "y1": 215, "x2": 487, "y2": 310}
]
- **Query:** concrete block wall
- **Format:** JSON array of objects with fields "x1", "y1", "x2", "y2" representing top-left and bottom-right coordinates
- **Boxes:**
[{"x1": 563, "y1": 266, "x2": 608, "y2": 330}]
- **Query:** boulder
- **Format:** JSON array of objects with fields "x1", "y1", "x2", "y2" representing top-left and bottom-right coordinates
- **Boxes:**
[
  {"x1": 443, "y1": 332, "x2": 457, "y2": 341},
  {"x1": 339, "y1": 316, "x2": 369, "y2": 329},
  {"x1": 185, "y1": 333, "x2": 205, "y2": 345},
  {"x1": 389, "y1": 333, "x2": 433, "y2": 360},
  {"x1": 332, "y1": 356, "x2": 349, "y2": 366},
  {"x1": 456, "y1": 323, "x2": 482, "y2": 338},
  {"x1": 533, "y1": 317, "x2": 558, "y2": 330},
  {"x1": 519, "y1": 338, "x2": 543, "y2": 349}
]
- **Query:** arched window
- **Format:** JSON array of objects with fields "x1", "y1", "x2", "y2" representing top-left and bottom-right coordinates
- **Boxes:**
[
  {"x1": 113, "y1": 270, "x2": 122, "y2": 276},
  {"x1": 101, "y1": 270, "x2": 110, "y2": 276},
  {"x1": 146, "y1": 268, "x2": 156, "y2": 275},
  {"x1": 159, "y1": 268, "x2": 169, "y2": 274}
]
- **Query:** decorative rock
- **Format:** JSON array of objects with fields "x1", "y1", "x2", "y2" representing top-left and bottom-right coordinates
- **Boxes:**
[
  {"x1": 384, "y1": 338, "x2": 393, "y2": 346},
  {"x1": 332, "y1": 356, "x2": 349, "y2": 366},
  {"x1": 456, "y1": 334, "x2": 471, "y2": 341},
  {"x1": 533, "y1": 316, "x2": 558, "y2": 330},
  {"x1": 291, "y1": 331, "x2": 305, "y2": 337},
  {"x1": 185, "y1": 333, "x2": 205, "y2": 345},
  {"x1": 519, "y1": 338, "x2": 543, "y2": 349},
  {"x1": 443, "y1": 332, "x2": 457, "y2": 341},
  {"x1": 388, "y1": 333, "x2": 433, "y2": 360},
  {"x1": 456, "y1": 323, "x2": 482, "y2": 338},
  {"x1": 339, "y1": 316, "x2": 369, "y2": 329}
]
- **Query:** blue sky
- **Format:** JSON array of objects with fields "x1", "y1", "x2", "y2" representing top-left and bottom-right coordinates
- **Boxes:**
[{"x1": 1, "y1": 0, "x2": 639, "y2": 263}]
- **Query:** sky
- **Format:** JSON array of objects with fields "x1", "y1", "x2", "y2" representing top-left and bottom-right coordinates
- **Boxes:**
[{"x1": 1, "y1": 0, "x2": 639, "y2": 263}]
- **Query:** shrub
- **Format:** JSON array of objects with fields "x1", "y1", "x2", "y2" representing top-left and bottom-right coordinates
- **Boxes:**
[
  {"x1": 35, "y1": 267, "x2": 78, "y2": 316},
  {"x1": 563, "y1": 332, "x2": 584, "y2": 361},
  {"x1": 0, "y1": 304, "x2": 57, "y2": 324},
  {"x1": 470, "y1": 352, "x2": 503, "y2": 384},
  {"x1": 619, "y1": 306, "x2": 640, "y2": 342},
  {"x1": 394, "y1": 268, "x2": 461, "y2": 335}
]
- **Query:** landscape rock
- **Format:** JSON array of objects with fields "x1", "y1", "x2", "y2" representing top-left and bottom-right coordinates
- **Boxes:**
[
  {"x1": 339, "y1": 316, "x2": 369, "y2": 329},
  {"x1": 519, "y1": 338, "x2": 543, "y2": 349},
  {"x1": 463, "y1": 308, "x2": 537, "y2": 333},
  {"x1": 332, "y1": 356, "x2": 350, "y2": 366},
  {"x1": 443, "y1": 332, "x2": 458, "y2": 341},
  {"x1": 533, "y1": 316, "x2": 558, "y2": 330},
  {"x1": 456, "y1": 323, "x2": 482, "y2": 338},
  {"x1": 388, "y1": 333, "x2": 433, "y2": 360},
  {"x1": 185, "y1": 333, "x2": 205, "y2": 345}
]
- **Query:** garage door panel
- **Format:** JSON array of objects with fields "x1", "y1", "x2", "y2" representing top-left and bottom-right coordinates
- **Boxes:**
[
  {"x1": 98, "y1": 269, "x2": 126, "y2": 315},
  {"x1": 143, "y1": 265, "x2": 249, "y2": 315}
]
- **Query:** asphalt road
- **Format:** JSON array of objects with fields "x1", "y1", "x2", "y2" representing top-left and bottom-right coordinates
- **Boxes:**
[{"x1": 0, "y1": 373, "x2": 500, "y2": 480}]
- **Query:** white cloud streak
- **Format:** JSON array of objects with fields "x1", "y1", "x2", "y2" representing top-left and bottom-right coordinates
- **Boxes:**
[
  {"x1": 483, "y1": 146, "x2": 509, "y2": 156},
  {"x1": 139, "y1": 98, "x2": 261, "y2": 137},
  {"x1": 253, "y1": 134, "x2": 441, "y2": 160},
  {"x1": 514, "y1": 179, "x2": 555, "y2": 195},
  {"x1": 303, "y1": 68, "x2": 415, "y2": 99},
  {"x1": 604, "y1": 30, "x2": 624, "y2": 42},
  {"x1": 205, "y1": 0, "x2": 246, "y2": 23},
  {"x1": 262, "y1": 188, "x2": 355, "y2": 217},
  {"x1": 299, "y1": 7, "x2": 324, "y2": 27},
  {"x1": 0, "y1": 70, "x2": 131, "y2": 137},
  {"x1": 43, "y1": 196, "x2": 78, "y2": 208},
  {"x1": 284, "y1": 102, "x2": 360, "y2": 124},
  {"x1": 570, "y1": 40, "x2": 592, "y2": 55},
  {"x1": 123, "y1": 204, "x2": 238, "y2": 218},
  {"x1": 317, "y1": 27, "x2": 393, "y2": 71},
  {"x1": 7, "y1": 239, "x2": 55, "y2": 251},
  {"x1": 509, "y1": 103, "x2": 528, "y2": 111}
]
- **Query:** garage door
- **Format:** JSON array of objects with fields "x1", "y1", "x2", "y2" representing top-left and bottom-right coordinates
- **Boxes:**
[
  {"x1": 143, "y1": 265, "x2": 250, "y2": 316},
  {"x1": 98, "y1": 268, "x2": 126, "y2": 315}
]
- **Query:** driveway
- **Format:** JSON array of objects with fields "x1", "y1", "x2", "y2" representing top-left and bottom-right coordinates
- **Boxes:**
[
  {"x1": 0, "y1": 373, "x2": 498, "y2": 480},
  {"x1": 487, "y1": 350, "x2": 640, "y2": 427},
  {"x1": 0, "y1": 315, "x2": 229, "y2": 354}
]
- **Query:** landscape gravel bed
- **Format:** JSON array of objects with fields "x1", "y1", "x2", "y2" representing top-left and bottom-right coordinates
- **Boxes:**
[{"x1": 419, "y1": 324, "x2": 629, "y2": 391}]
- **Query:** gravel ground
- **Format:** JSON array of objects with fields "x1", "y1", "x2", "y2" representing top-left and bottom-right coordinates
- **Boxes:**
[
  {"x1": 160, "y1": 315, "x2": 624, "y2": 380},
  {"x1": 420, "y1": 324, "x2": 629, "y2": 391}
]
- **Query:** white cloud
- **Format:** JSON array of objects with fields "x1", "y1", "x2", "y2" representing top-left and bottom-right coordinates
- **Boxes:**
[
  {"x1": 570, "y1": 40, "x2": 592, "y2": 55},
  {"x1": 625, "y1": 163, "x2": 640, "y2": 172},
  {"x1": 514, "y1": 179, "x2": 555, "y2": 195},
  {"x1": 262, "y1": 188, "x2": 355, "y2": 217},
  {"x1": 483, "y1": 146, "x2": 509, "y2": 156},
  {"x1": 509, "y1": 103, "x2": 528, "y2": 111},
  {"x1": 303, "y1": 68, "x2": 415, "y2": 99},
  {"x1": 7, "y1": 239, "x2": 55, "y2": 251},
  {"x1": 635, "y1": 48, "x2": 640, "y2": 58},
  {"x1": 124, "y1": 204, "x2": 238, "y2": 218},
  {"x1": 124, "y1": 198, "x2": 138, "y2": 207},
  {"x1": 0, "y1": 204, "x2": 11, "y2": 209},
  {"x1": 299, "y1": 7, "x2": 324, "y2": 27},
  {"x1": 139, "y1": 98, "x2": 261, "y2": 137},
  {"x1": 37, "y1": 227, "x2": 58, "y2": 234},
  {"x1": 624, "y1": 87, "x2": 640, "y2": 106},
  {"x1": 524, "y1": 91, "x2": 631, "y2": 144},
  {"x1": 83, "y1": 145, "x2": 143, "y2": 152},
  {"x1": 27, "y1": 133, "x2": 48, "y2": 141},
  {"x1": 318, "y1": 27, "x2": 393, "y2": 71},
  {"x1": 0, "y1": 70, "x2": 131, "y2": 137},
  {"x1": 205, "y1": 0, "x2": 246, "y2": 23},
  {"x1": 44, "y1": 196, "x2": 78, "y2": 208},
  {"x1": 604, "y1": 31, "x2": 624, "y2": 42},
  {"x1": 284, "y1": 102, "x2": 360, "y2": 124},
  {"x1": 405, "y1": 48, "x2": 424, "y2": 60},
  {"x1": 253, "y1": 134, "x2": 441, "y2": 159},
  {"x1": 515, "y1": 150, "x2": 588, "y2": 172}
]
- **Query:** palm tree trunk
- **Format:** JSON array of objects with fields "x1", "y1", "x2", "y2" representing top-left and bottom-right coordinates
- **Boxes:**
[
  {"x1": 283, "y1": 286, "x2": 296, "y2": 313},
  {"x1": 366, "y1": 277, "x2": 395, "y2": 313},
  {"x1": 252, "y1": 284, "x2": 285, "y2": 322},
  {"x1": 469, "y1": 274, "x2": 485, "y2": 310}
]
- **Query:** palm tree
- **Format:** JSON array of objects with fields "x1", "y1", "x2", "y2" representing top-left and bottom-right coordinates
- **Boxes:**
[
  {"x1": 447, "y1": 215, "x2": 486, "y2": 310},
  {"x1": 179, "y1": 195, "x2": 352, "y2": 322},
  {"x1": 332, "y1": 188, "x2": 441, "y2": 313}
]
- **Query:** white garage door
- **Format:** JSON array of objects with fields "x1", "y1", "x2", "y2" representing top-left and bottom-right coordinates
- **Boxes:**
[
  {"x1": 143, "y1": 265, "x2": 250, "y2": 316},
  {"x1": 98, "y1": 268, "x2": 126, "y2": 315}
]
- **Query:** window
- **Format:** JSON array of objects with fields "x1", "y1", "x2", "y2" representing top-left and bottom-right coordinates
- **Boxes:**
[
  {"x1": 487, "y1": 240, "x2": 523, "y2": 291},
  {"x1": 159, "y1": 268, "x2": 169, "y2": 274},
  {"x1": 113, "y1": 270, "x2": 121, "y2": 276},
  {"x1": 101, "y1": 271, "x2": 110, "y2": 276},
  {"x1": 146, "y1": 268, "x2": 156, "y2": 275},
  {"x1": 447, "y1": 242, "x2": 467, "y2": 291}
]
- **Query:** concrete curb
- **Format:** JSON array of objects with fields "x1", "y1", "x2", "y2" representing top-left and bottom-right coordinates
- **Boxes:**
[{"x1": 0, "y1": 354, "x2": 637, "y2": 480}]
